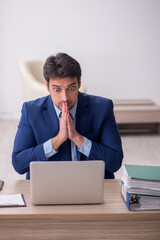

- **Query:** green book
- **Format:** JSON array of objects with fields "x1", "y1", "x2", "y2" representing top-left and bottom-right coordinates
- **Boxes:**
[{"x1": 125, "y1": 164, "x2": 160, "y2": 181}]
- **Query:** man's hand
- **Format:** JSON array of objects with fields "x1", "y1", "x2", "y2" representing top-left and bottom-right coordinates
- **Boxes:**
[
  {"x1": 59, "y1": 103, "x2": 68, "y2": 142},
  {"x1": 51, "y1": 103, "x2": 68, "y2": 150},
  {"x1": 52, "y1": 103, "x2": 84, "y2": 150},
  {"x1": 66, "y1": 106, "x2": 84, "y2": 149}
]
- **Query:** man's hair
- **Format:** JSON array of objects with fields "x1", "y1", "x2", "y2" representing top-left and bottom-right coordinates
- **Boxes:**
[{"x1": 43, "y1": 53, "x2": 82, "y2": 85}]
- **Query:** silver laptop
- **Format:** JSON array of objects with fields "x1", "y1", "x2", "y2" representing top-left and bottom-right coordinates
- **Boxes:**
[{"x1": 30, "y1": 161, "x2": 104, "y2": 205}]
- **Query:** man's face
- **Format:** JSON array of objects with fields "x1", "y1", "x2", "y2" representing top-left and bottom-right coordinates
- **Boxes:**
[{"x1": 46, "y1": 77, "x2": 81, "y2": 110}]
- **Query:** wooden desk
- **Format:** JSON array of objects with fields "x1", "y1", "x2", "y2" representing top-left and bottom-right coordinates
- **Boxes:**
[{"x1": 0, "y1": 180, "x2": 160, "y2": 240}]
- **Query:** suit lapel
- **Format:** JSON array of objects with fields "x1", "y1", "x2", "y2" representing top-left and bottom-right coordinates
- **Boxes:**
[{"x1": 43, "y1": 95, "x2": 59, "y2": 138}]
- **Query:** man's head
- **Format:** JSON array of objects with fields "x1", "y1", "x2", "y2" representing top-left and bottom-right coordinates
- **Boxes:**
[
  {"x1": 43, "y1": 53, "x2": 82, "y2": 110},
  {"x1": 43, "y1": 53, "x2": 81, "y2": 85}
]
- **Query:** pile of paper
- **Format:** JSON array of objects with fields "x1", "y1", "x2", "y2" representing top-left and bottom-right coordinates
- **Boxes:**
[
  {"x1": 0, "y1": 194, "x2": 26, "y2": 207},
  {"x1": 121, "y1": 164, "x2": 160, "y2": 210}
]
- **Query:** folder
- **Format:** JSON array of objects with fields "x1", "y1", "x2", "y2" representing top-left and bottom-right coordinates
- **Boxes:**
[
  {"x1": 121, "y1": 181, "x2": 160, "y2": 211},
  {"x1": 121, "y1": 164, "x2": 160, "y2": 210},
  {"x1": 121, "y1": 164, "x2": 160, "y2": 195},
  {"x1": 124, "y1": 164, "x2": 160, "y2": 181},
  {"x1": 0, "y1": 194, "x2": 26, "y2": 207}
]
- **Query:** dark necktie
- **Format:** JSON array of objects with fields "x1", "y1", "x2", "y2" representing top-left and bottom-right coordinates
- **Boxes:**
[{"x1": 59, "y1": 112, "x2": 72, "y2": 161}]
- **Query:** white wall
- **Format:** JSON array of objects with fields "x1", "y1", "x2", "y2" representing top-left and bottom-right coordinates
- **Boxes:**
[{"x1": 0, "y1": 0, "x2": 160, "y2": 119}]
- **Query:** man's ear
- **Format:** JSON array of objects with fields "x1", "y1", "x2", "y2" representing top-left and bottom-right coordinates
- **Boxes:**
[{"x1": 46, "y1": 81, "x2": 49, "y2": 92}]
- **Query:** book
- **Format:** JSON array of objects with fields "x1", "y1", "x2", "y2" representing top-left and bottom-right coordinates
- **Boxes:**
[
  {"x1": 121, "y1": 164, "x2": 160, "y2": 210},
  {"x1": 0, "y1": 194, "x2": 26, "y2": 207}
]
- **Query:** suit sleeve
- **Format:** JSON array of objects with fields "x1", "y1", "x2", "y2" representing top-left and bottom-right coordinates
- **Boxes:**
[
  {"x1": 12, "y1": 103, "x2": 46, "y2": 175},
  {"x1": 87, "y1": 100, "x2": 123, "y2": 173}
]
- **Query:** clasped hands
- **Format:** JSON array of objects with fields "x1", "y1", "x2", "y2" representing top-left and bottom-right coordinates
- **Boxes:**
[{"x1": 52, "y1": 103, "x2": 84, "y2": 151}]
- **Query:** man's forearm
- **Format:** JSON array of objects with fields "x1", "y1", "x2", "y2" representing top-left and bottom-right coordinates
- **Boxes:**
[{"x1": 12, "y1": 143, "x2": 45, "y2": 174}]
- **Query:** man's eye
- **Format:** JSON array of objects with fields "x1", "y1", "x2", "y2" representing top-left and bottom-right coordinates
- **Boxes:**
[
  {"x1": 69, "y1": 87, "x2": 75, "y2": 90},
  {"x1": 54, "y1": 88, "x2": 60, "y2": 92}
]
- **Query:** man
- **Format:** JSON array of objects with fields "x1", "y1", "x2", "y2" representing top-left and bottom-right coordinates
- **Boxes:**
[{"x1": 12, "y1": 53, "x2": 123, "y2": 179}]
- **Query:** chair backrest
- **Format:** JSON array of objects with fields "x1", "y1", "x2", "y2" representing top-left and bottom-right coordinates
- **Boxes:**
[
  {"x1": 19, "y1": 60, "x2": 48, "y2": 101},
  {"x1": 19, "y1": 60, "x2": 46, "y2": 85}
]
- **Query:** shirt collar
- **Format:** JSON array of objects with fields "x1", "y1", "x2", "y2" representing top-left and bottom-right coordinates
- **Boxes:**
[{"x1": 53, "y1": 101, "x2": 78, "y2": 120}]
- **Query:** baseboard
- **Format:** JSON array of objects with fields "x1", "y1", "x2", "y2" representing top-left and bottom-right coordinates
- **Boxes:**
[{"x1": 118, "y1": 123, "x2": 160, "y2": 134}]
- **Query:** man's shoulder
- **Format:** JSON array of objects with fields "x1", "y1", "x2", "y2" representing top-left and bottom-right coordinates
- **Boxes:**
[
  {"x1": 24, "y1": 95, "x2": 49, "y2": 107},
  {"x1": 78, "y1": 92, "x2": 114, "y2": 119},
  {"x1": 23, "y1": 95, "x2": 50, "y2": 112},
  {"x1": 79, "y1": 92, "x2": 112, "y2": 106}
]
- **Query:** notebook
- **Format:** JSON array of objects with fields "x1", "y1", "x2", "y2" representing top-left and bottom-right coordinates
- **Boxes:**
[{"x1": 30, "y1": 161, "x2": 105, "y2": 205}]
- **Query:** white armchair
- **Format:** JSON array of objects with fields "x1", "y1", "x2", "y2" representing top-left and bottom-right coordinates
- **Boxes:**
[
  {"x1": 19, "y1": 60, "x2": 48, "y2": 101},
  {"x1": 19, "y1": 60, "x2": 87, "y2": 102}
]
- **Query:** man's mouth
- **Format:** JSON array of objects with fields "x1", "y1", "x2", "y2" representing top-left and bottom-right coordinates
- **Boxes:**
[
  {"x1": 60, "y1": 101, "x2": 71, "y2": 106},
  {"x1": 58, "y1": 101, "x2": 72, "y2": 109}
]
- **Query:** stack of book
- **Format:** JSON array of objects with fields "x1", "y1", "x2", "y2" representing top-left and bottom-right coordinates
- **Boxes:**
[{"x1": 121, "y1": 164, "x2": 160, "y2": 211}]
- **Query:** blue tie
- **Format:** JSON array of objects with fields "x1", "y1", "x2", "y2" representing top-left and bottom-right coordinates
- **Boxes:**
[{"x1": 59, "y1": 112, "x2": 72, "y2": 161}]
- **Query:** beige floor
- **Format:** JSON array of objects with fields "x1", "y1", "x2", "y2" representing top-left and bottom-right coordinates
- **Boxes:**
[{"x1": 0, "y1": 120, "x2": 160, "y2": 180}]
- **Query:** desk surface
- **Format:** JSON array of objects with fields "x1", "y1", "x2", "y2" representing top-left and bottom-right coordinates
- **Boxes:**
[
  {"x1": 0, "y1": 179, "x2": 160, "y2": 219},
  {"x1": 0, "y1": 180, "x2": 160, "y2": 240}
]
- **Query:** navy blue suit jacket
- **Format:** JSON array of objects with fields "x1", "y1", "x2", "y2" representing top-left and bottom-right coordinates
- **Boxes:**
[{"x1": 12, "y1": 92, "x2": 123, "y2": 179}]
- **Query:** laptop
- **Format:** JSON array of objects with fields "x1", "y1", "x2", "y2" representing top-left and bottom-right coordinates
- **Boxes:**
[{"x1": 30, "y1": 161, "x2": 105, "y2": 205}]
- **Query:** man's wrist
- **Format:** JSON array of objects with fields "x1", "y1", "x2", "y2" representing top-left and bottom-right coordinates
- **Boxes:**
[
  {"x1": 78, "y1": 137, "x2": 92, "y2": 157},
  {"x1": 43, "y1": 139, "x2": 58, "y2": 159},
  {"x1": 51, "y1": 134, "x2": 65, "y2": 151},
  {"x1": 71, "y1": 133, "x2": 84, "y2": 149}
]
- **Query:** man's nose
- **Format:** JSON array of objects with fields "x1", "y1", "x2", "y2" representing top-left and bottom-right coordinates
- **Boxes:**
[{"x1": 62, "y1": 90, "x2": 68, "y2": 102}]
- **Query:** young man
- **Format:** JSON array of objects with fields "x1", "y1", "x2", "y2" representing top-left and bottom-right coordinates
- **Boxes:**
[{"x1": 12, "y1": 53, "x2": 123, "y2": 179}]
